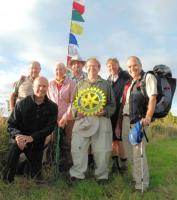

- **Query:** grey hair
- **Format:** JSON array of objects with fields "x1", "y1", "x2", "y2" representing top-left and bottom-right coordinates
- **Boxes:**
[
  {"x1": 86, "y1": 57, "x2": 101, "y2": 69},
  {"x1": 106, "y1": 57, "x2": 120, "y2": 66},
  {"x1": 53, "y1": 62, "x2": 66, "y2": 72},
  {"x1": 127, "y1": 56, "x2": 142, "y2": 67}
]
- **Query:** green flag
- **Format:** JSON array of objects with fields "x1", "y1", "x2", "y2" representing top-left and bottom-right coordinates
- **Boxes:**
[{"x1": 72, "y1": 10, "x2": 85, "y2": 22}]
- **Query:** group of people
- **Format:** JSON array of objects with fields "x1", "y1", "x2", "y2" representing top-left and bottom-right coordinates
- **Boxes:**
[{"x1": 2, "y1": 55, "x2": 157, "y2": 192}]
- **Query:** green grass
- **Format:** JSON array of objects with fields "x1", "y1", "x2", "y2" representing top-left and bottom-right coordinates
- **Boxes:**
[
  {"x1": 0, "y1": 138, "x2": 177, "y2": 200},
  {"x1": 0, "y1": 114, "x2": 177, "y2": 200}
]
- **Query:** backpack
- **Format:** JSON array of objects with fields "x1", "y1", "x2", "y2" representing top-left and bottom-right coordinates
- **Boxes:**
[
  {"x1": 141, "y1": 64, "x2": 176, "y2": 118},
  {"x1": 13, "y1": 75, "x2": 26, "y2": 104}
]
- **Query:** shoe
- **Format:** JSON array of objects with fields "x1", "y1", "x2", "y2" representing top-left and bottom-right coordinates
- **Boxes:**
[
  {"x1": 70, "y1": 176, "x2": 83, "y2": 182},
  {"x1": 119, "y1": 166, "x2": 128, "y2": 175},
  {"x1": 2, "y1": 169, "x2": 14, "y2": 184},
  {"x1": 111, "y1": 156, "x2": 121, "y2": 174},
  {"x1": 66, "y1": 176, "x2": 83, "y2": 186},
  {"x1": 88, "y1": 154, "x2": 95, "y2": 170},
  {"x1": 96, "y1": 179, "x2": 109, "y2": 185}
]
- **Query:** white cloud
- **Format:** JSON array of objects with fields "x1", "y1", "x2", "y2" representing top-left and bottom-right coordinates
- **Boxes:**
[
  {"x1": 0, "y1": 56, "x2": 8, "y2": 64},
  {"x1": 0, "y1": 0, "x2": 177, "y2": 116},
  {"x1": 0, "y1": 0, "x2": 37, "y2": 34}
]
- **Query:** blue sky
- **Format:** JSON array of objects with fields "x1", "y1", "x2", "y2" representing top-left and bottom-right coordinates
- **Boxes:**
[{"x1": 0, "y1": 0, "x2": 177, "y2": 115}]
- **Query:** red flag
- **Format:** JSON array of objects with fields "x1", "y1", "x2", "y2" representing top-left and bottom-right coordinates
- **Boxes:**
[
  {"x1": 67, "y1": 56, "x2": 72, "y2": 67},
  {"x1": 73, "y1": 1, "x2": 85, "y2": 15}
]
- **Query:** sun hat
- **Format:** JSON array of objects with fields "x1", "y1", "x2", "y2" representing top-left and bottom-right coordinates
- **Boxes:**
[
  {"x1": 73, "y1": 116, "x2": 99, "y2": 137},
  {"x1": 128, "y1": 121, "x2": 144, "y2": 145},
  {"x1": 70, "y1": 55, "x2": 85, "y2": 66}
]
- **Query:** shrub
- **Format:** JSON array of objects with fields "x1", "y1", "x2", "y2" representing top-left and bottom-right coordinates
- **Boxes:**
[
  {"x1": 0, "y1": 116, "x2": 8, "y2": 172},
  {"x1": 0, "y1": 116, "x2": 8, "y2": 151}
]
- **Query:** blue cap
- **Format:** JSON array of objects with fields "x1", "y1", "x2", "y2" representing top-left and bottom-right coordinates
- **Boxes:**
[{"x1": 128, "y1": 121, "x2": 143, "y2": 145}]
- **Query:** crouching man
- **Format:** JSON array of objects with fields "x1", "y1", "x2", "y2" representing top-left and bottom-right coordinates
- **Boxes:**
[{"x1": 3, "y1": 76, "x2": 58, "y2": 183}]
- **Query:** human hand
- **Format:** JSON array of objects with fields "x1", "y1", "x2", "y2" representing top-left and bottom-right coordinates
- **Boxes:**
[
  {"x1": 76, "y1": 112, "x2": 85, "y2": 119},
  {"x1": 16, "y1": 135, "x2": 27, "y2": 150},
  {"x1": 141, "y1": 117, "x2": 151, "y2": 127},
  {"x1": 95, "y1": 109, "x2": 106, "y2": 117},
  {"x1": 16, "y1": 135, "x2": 33, "y2": 150},
  {"x1": 58, "y1": 118, "x2": 67, "y2": 128}
]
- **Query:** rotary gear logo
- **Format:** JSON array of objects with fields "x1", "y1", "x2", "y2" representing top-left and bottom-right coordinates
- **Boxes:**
[{"x1": 74, "y1": 87, "x2": 106, "y2": 116}]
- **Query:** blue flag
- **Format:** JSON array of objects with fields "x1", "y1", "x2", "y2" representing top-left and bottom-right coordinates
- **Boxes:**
[{"x1": 69, "y1": 33, "x2": 79, "y2": 46}]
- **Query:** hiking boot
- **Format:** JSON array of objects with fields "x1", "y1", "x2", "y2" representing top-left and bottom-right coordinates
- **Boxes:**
[
  {"x1": 96, "y1": 179, "x2": 109, "y2": 185},
  {"x1": 119, "y1": 158, "x2": 128, "y2": 174},
  {"x1": 88, "y1": 154, "x2": 95, "y2": 170},
  {"x1": 111, "y1": 156, "x2": 121, "y2": 174},
  {"x1": 2, "y1": 167, "x2": 16, "y2": 184}
]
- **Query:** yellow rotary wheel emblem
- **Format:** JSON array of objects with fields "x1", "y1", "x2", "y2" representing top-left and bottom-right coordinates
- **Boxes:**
[{"x1": 74, "y1": 87, "x2": 106, "y2": 116}]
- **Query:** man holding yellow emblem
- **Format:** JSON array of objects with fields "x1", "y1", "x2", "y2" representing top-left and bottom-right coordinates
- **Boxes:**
[{"x1": 69, "y1": 57, "x2": 116, "y2": 183}]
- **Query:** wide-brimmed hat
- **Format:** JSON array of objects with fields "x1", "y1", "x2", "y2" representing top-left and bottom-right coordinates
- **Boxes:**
[
  {"x1": 128, "y1": 121, "x2": 143, "y2": 145},
  {"x1": 70, "y1": 55, "x2": 85, "y2": 66},
  {"x1": 73, "y1": 116, "x2": 99, "y2": 137}
]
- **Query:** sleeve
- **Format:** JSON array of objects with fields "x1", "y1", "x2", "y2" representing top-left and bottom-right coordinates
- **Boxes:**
[
  {"x1": 71, "y1": 83, "x2": 79, "y2": 119},
  {"x1": 12, "y1": 81, "x2": 19, "y2": 97},
  {"x1": 31, "y1": 103, "x2": 58, "y2": 141},
  {"x1": 62, "y1": 80, "x2": 76, "y2": 121},
  {"x1": 7, "y1": 102, "x2": 22, "y2": 138},
  {"x1": 104, "y1": 82, "x2": 116, "y2": 117},
  {"x1": 47, "y1": 81, "x2": 54, "y2": 101},
  {"x1": 145, "y1": 73, "x2": 158, "y2": 97}
]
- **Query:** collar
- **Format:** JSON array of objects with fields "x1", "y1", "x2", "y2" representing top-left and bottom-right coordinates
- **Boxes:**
[
  {"x1": 86, "y1": 75, "x2": 103, "y2": 83},
  {"x1": 31, "y1": 95, "x2": 49, "y2": 105},
  {"x1": 55, "y1": 76, "x2": 66, "y2": 84},
  {"x1": 71, "y1": 71, "x2": 87, "y2": 81}
]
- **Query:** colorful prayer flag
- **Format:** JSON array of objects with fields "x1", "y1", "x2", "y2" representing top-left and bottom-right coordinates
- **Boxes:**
[
  {"x1": 68, "y1": 44, "x2": 79, "y2": 57},
  {"x1": 69, "y1": 33, "x2": 79, "y2": 46},
  {"x1": 73, "y1": 1, "x2": 85, "y2": 15},
  {"x1": 71, "y1": 22, "x2": 83, "y2": 35},
  {"x1": 72, "y1": 10, "x2": 85, "y2": 22}
]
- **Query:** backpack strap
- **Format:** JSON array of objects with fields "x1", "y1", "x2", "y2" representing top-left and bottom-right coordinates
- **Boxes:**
[
  {"x1": 13, "y1": 75, "x2": 26, "y2": 97},
  {"x1": 140, "y1": 71, "x2": 155, "y2": 98}
]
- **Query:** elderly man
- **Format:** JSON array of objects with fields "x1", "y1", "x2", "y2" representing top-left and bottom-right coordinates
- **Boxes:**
[
  {"x1": 3, "y1": 77, "x2": 58, "y2": 183},
  {"x1": 48, "y1": 63, "x2": 76, "y2": 172},
  {"x1": 69, "y1": 55, "x2": 87, "y2": 83},
  {"x1": 70, "y1": 57, "x2": 116, "y2": 183},
  {"x1": 9, "y1": 61, "x2": 41, "y2": 112},
  {"x1": 106, "y1": 58, "x2": 130, "y2": 174},
  {"x1": 122, "y1": 56, "x2": 157, "y2": 191}
]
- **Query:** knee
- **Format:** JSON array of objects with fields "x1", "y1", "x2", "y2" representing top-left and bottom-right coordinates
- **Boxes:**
[{"x1": 8, "y1": 142, "x2": 21, "y2": 153}]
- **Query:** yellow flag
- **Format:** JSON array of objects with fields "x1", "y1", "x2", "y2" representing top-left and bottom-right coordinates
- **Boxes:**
[{"x1": 71, "y1": 22, "x2": 83, "y2": 35}]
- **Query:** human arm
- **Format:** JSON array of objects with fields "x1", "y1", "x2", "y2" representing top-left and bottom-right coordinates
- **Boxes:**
[
  {"x1": 103, "y1": 82, "x2": 116, "y2": 117},
  {"x1": 7, "y1": 102, "x2": 23, "y2": 138},
  {"x1": 141, "y1": 95, "x2": 157, "y2": 126},
  {"x1": 7, "y1": 102, "x2": 29, "y2": 150},
  {"x1": 9, "y1": 93, "x2": 17, "y2": 112},
  {"x1": 58, "y1": 80, "x2": 76, "y2": 127},
  {"x1": 141, "y1": 73, "x2": 157, "y2": 126}
]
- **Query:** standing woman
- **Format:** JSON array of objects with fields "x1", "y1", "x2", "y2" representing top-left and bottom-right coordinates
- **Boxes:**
[{"x1": 48, "y1": 63, "x2": 76, "y2": 172}]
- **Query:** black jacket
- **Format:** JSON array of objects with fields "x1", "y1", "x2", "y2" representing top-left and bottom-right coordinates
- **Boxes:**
[
  {"x1": 8, "y1": 95, "x2": 58, "y2": 144},
  {"x1": 108, "y1": 69, "x2": 131, "y2": 127}
]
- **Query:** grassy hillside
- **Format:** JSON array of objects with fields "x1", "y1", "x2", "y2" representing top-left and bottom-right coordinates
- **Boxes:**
[{"x1": 0, "y1": 114, "x2": 177, "y2": 200}]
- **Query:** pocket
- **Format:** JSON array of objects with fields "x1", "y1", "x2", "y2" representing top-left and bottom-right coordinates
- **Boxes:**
[{"x1": 100, "y1": 117, "x2": 112, "y2": 134}]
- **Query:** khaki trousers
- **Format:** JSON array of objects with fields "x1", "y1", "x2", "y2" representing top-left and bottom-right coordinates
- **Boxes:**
[
  {"x1": 70, "y1": 117, "x2": 112, "y2": 180},
  {"x1": 122, "y1": 116, "x2": 149, "y2": 190}
]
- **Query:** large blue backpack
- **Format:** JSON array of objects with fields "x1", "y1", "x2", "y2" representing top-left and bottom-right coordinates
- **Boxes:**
[{"x1": 141, "y1": 65, "x2": 176, "y2": 118}]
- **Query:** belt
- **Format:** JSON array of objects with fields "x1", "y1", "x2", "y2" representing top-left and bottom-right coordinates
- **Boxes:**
[{"x1": 123, "y1": 114, "x2": 129, "y2": 116}]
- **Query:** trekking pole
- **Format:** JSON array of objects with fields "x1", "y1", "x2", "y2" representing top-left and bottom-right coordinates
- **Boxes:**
[
  {"x1": 140, "y1": 141, "x2": 144, "y2": 193},
  {"x1": 54, "y1": 126, "x2": 60, "y2": 179}
]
